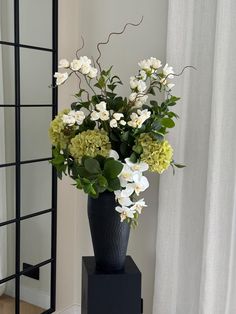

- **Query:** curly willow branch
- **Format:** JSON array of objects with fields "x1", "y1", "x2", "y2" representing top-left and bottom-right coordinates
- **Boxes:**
[
  {"x1": 96, "y1": 16, "x2": 144, "y2": 73},
  {"x1": 76, "y1": 36, "x2": 85, "y2": 58},
  {"x1": 166, "y1": 65, "x2": 197, "y2": 80}
]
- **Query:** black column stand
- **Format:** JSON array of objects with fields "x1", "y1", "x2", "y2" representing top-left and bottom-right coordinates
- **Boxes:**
[{"x1": 82, "y1": 256, "x2": 142, "y2": 314}]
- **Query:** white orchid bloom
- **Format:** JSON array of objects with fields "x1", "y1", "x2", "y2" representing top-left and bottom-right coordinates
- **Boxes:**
[
  {"x1": 137, "y1": 109, "x2": 151, "y2": 123},
  {"x1": 150, "y1": 57, "x2": 162, "y2": 69},
  {"x1": 120, "y1": 185, "x2": 134, "y2": 197},
  {"x1": 113, "y1": 113, "x2": 124, "y2": 121},
  {"x1": 114, "y1": 191, "x2": 133, "y2": 207},
  {"x1": 127, "y1": 112, "x2": 144, "y2": 128},
  {"x1": 119, "y1": 165, "x2": 134, "y2": 187},
  {"x1": 54, "y1": 72, "x2": 68, "y2": 85},
  {"x1": 163, "y1": 63, "x2": 174, "y2": 79},
  {"x1": 88, "y1": 67, "x2": 98, "y2": 79},
  {"x1": 70, "y1": 59, "x2": 82, "y2": 71},
  {"x1": 110, "y1": 119, "x2": 118, "y2": 128},
  {"x1": 125, "y1": 158, "x2": 149, "y2": 173},
  {"x1": 99, "y1": 110, "x2": 109, "y2": 121},
  {"x1": 132, "y1": 173, "x2": 149, "y2": 196},
  {"x1": 90, "y1": 110, "x2": 100, "y2": 121},
  {"x1": 58, "y1": 59, "x2": 70, "y2": 68},
  {"x1": 109, "y1": 150, "x2": 119, "y2": 160},
  {"x1": 131, "y1": 198, "x2": 147, "y2": 214},
  {"x1": 96, "y1": 101, "x2": 107, "y2": 112},
  {"x1": 115, "y1": 206, "x2": 135, "y2": 222}
]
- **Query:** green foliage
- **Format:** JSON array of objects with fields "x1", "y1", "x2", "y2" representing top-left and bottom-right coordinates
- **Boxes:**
[{"x1": 68, "y1": 156, "x2": 123, "y2": 198}]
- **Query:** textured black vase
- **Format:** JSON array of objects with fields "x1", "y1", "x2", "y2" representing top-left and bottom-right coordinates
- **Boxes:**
[{"x1": 87, "y1": 191, "x2": 130, "y2": 272}]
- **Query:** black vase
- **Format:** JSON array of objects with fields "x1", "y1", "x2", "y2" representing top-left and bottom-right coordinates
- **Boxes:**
[{"x1": 87, "y1": 191, "x2": 130, "y2": 272}]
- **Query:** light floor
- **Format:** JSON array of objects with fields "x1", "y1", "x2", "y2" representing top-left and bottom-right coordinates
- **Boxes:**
[{"x1": 0, "y1": 294, "x2": 44, "y2": 314}]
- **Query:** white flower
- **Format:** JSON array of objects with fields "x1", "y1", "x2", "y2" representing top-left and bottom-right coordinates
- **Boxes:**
[
  {"x1": 113, "y1": 113, "x2": 124, "y2": 121},
  {"x1": 115, "y1": 206, "x2": 135, "y2": 222},
  {"x1": 120, "y1": 185, "x2": 134, "y2": 197},
  {"x1": 54, "y1": 72, "x2": 68, "y2": 85},
  {"x1": 74, "y1": 110, "x2": 85, "y2": 125},
  {"x1": 70, "y1": 59, "x2": 82, "y2": 71},
  {"x1": 163, "y1": 63, "x2": 174, "y2": 79},
  {"x1": 58, "y1": 59, "x2": 70, "y2": 68},
  {"x1": 115, "y1": 191, "x2": 133, "y2": 207},
  {"x1": 81, "y1": 63, "x2": 91, "y2": 75},
  {"x1": 137, "y1": 80, "x2": 147, "y2": 93},
  {"x1": 90, "y1": 110, "x2": 100, "y2": 121},
  {"x1": 110, "y1": 119, "x2": 118, "y2": 128},
  {"x1": 150, "y1": 57, "x2": 162, "y2": 69},
  {"x1": 119, "y1": 165, "x2": 134, "y2": 187},
  {"x1": 62, "y1": 114, "x2": 76, "y2": 126},
  {"x1": 120, "y1": 120, "x2": 126, "y2": 126},
  {"x1": 127, "y1": 112, "x2": 143, "y2": 128},
  {"x1": 140, "y1": 70, "x2": 147, "y2": 80},
  {"x1": 137, "y1": 109, "x2": 151, "y2": 123},
  {"x1": 167, "y1": 83, "x2": 175, "y2": 89},
  {"x1": 133, "y1": 94, "x2": 148, "y2": 108},
  {"x1": 99, "y1": 110, "x2": 109, "y2": 121},
  {"x1": 131, "y1": 199, "x2": 147, "y2": 214},
  {"x1": 88, "y1": 67, "x2": 98, "y2": 79},
  {"x1": 129, "y1": 92, "x2": 137, "y2": 102},
  {"x1": 79, "y1": 56, "x2": 92, "y2": 65},
  {"x1": 138, "y1": 59, "x2": 152, "y2": 71},
  {"x1": 132, "y1": 173, "x2": 149, "y2": 196},
  {"x1": 125, "y1": 158, "x2": 149, "y2": 173},
  {"x1": 109, "y1": 150, "x2": 119, "y2": 160},
  {"x1": 130, "y1": 76, "x2": 139, "y2": 89},
  {"x1": 96, "y1": 101, "x2": 107, "y2": 112}
]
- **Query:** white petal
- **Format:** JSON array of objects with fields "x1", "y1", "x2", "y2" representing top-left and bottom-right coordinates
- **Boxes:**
[{"x1": 109, "y1": 150, "x2": 119, "y2": 160}]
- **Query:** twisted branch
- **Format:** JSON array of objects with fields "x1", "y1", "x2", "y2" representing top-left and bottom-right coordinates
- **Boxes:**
[
  {"x1": 96, "y1": 16, "x2": 144, "y2": 73},
  {"x1": 76, "y1": 36, "x2": 85, "y2": 58}
]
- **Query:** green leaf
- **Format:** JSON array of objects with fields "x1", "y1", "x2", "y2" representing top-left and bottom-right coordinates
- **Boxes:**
[
  {"x1": 129, "y1": 152, "x2": 137, "y2": 163},
  {"x1": 150, "y1": 100, "x2": 158, "y2": 107},
  {"x1": 97, "y1": 175, "x2": 108, "y2": 188},
  {"x1": 132, "y1": 145, "x2": 143, "y2": 154},
  {"x1": 120, "y1": 131, "x2": 129, "y2": 142},
  {"x1": 151, "y1": 120, "x2": 162, "y2": 131},
  {"x1": 84, "y1": 158, "x2": 101, "y2": 174},
  {"x1": 174, "y1": 163, "x2": 186, "y2": 168},
  {"x1": 104, "y1": 159, "x2": 123, "y2": 179},
  {"x1": 95, "y1": 76, "x2": 106, "y2": 89},
  {"x1": 161, "y1": 118, "x2": 175, "y2": 128},
  {"x1": 107, "y1": 177, "x2": 121, "y2": 191},
  {"x1": 151, "y1": 132, "x2": 164, "y2": 141},
  {"x1": 120, "y1": 142, "x2": 128, "y2": 156}
]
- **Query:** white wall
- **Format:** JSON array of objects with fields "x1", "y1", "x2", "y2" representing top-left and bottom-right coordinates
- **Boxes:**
[{"x1": 56, "y1": 1, "x2": 168, "y2": 313}]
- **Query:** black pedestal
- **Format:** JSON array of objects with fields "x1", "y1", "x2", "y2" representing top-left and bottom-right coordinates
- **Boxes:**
[{"x1": 82, "y1": 256, "x2": 142, "y2": 314}]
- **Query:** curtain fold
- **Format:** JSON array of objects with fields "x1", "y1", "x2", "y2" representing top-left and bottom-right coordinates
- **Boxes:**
[{"x1": 153, "y1": 0, "x2": 236, "y2": 313}]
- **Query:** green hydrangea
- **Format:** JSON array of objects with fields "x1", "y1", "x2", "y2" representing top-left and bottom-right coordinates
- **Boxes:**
[
  {"x1": 69, "y1": 130, "x2": 111, "y2": 163},
  {"x1": 137, "y1": 133, "x2": 173, "y2": 174},
  {"x1": 49, "y1": 109, "x2": 73, "y2": 149}
]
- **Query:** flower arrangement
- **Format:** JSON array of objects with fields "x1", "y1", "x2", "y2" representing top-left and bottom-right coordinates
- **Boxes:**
[{"x1": 49, "y1": 21, "x2": 185, "y2": 226}]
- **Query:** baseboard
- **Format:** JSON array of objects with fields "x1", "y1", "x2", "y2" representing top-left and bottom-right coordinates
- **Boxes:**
[
  {"x1": 5, "y1": 283, "x2": 50, "y2": 309},
  {"x1": 56, "y1": 304, "x2": 81, "y2": 314}
]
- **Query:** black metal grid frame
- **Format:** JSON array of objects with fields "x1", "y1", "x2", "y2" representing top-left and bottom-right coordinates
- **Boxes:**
[{"x1": 0, "y1": 0, "x2": 58, "y2": 313}]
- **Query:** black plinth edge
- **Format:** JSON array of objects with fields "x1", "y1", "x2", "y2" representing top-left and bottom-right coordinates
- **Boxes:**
[{"x1": 82, "y1": 255, "x2": 141, "y2": 275}]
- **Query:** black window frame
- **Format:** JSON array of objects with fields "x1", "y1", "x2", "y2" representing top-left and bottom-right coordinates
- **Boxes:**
[{"x1": 0, "y1": 0, "x2": 58, "y2": 313}]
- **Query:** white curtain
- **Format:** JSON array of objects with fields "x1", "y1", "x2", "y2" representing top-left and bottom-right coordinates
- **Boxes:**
[
  {"x1": 0, "y1": 7, "x2": 7, "y2": 296},
  {"x1": 153, "y1": 0, "x2": 236, "y2": 313}
]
